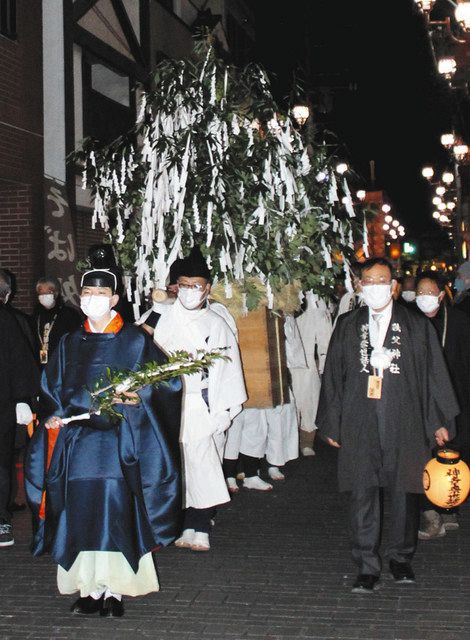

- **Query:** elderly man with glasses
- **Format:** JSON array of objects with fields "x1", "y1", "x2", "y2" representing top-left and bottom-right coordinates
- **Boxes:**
[{"x1": 316, "y1": 257, "x2": 459, "y2": 594}]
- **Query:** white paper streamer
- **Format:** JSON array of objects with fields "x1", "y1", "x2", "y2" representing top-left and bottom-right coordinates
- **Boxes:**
[
  {"x1": 363, "y1": 217, "x2": 369, "y2": 257},
  {"x1": 343, "y1": 258, "x2": 353, "y2": 293}
]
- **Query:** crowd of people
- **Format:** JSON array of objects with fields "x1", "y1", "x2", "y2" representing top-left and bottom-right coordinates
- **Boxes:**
[{"x1": 0, "y1": 250, "x2": 469, "y2": 615}]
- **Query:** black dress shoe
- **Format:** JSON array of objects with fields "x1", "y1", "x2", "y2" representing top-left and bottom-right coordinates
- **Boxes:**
[
  {"x1": 351, "y1": 574, "x2": 379, "y2": 593},
  {"x1": 389, "y1": 560, "x2": 415, "y2": 584},
  {"x1": 100, "y1": 596, "x2": 124, "y2": 617},
  {"x1": 70, "y1": 596, "x2": 103, "y2": 615}
]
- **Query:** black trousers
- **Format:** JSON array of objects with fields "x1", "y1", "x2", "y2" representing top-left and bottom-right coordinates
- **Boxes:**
[
  {"x1": 349, "y1": 486, "x2": 420, "y2": 576},
  {"x1": 184, "y1": 507, "x2": 216, "y2": 534},
  {"x1": 222, "y1": 454, "x2": 259, "y2": 479},
  {"x1": 0, "y1": 426, "x2": 16, "y2": 522}
]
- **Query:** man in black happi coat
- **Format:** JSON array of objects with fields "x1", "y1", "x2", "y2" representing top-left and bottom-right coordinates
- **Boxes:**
[{"x1": 317, "y1": 257, "x2": 459, "y2": 593}]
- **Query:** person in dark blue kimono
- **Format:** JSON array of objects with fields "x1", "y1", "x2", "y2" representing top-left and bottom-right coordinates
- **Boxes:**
[{"x1": 25, "y1": 269, "x2": 182, "y2": 618}]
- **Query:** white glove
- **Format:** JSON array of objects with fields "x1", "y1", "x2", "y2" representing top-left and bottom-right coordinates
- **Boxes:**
[
  {"x1": 16, "y1": 402, "x2": 33, "y2": 425},
  {"x1": 211, "y1": 411, "x2": 231, "y2": 435}
]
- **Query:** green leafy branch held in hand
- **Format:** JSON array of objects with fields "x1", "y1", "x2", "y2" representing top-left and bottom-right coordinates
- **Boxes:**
[{"x1": 90, "y1": 348, "x2": 230, "y2": 420}]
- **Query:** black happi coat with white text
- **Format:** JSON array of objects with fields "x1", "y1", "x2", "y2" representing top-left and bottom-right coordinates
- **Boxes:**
[{"x1": 316, "y1": 303, "x2": 459, "y2": 493}]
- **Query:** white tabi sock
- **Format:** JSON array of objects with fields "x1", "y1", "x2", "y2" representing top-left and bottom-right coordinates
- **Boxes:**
[
  {"x1": 89, "y1": 589, "x2": 105, "y2": 600},
  {"x1": 104, "y1": 589, "x2": 122, "y2": 601}
]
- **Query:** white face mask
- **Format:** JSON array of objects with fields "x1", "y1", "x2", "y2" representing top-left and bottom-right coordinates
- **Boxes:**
[
  {"x1": 178, "y1": 288, "x2": 206, "y2": 310},
  {"x1": 401, "y1": 291, "x2": 416, "y2": 303},
  {"x1": 416, "y1": 294, "x2": 440, "y2": 315},
  {"x1": 38, "y1": 293, "x2": 55, "y2": 309},
  {"x1": 80, "y1": 295, "x2": 112, "y2": 321},
  {"x1": 361, "y1": 284, "x2": 393, "y2": 310}
]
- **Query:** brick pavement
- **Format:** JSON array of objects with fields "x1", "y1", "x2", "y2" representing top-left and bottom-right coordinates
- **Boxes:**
[{"x1": 1, "y1": 442, "x2": 469, "y2": 640}]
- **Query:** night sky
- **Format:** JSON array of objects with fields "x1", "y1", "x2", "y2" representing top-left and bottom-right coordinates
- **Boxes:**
[{"x1": 252, "y1": 0, "x2": 457, "y2": 247}]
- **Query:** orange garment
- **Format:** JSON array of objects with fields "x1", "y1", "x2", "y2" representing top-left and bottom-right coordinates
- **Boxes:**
[{"x1": 84, "y1": 312, "x2": 124, "y2": 334}]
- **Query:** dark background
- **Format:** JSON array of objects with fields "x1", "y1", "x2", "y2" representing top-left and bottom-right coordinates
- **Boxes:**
[{"x1": 252, "y1": 0, "x2": 461, "y2": 250}]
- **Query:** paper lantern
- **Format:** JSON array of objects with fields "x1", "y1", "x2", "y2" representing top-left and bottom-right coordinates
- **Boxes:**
[{"x1": 423, "y1": 450, "x2": 470, "y2": 508}]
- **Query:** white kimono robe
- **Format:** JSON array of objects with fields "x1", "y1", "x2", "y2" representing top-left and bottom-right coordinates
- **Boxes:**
[
  {"x1": 154, "y1": 299, "x2": 247, "y2": 509},
  {"x1": 289, "y1": 293, "x2": 332, "y2": 432}
]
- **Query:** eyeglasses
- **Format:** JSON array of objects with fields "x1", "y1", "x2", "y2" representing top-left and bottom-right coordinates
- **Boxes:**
[
  {"x1": 178, "y1": 283, "x2": 205, "y2": 291},
  {"x1": 361, "y1": 277, "x2": 392, "y2": 286}
]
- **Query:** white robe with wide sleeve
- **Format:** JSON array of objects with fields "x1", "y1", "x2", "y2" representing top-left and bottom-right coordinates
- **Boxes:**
[
  {"x1": 289, "y1": 293, "x2": 332, "y2": 432},
  {"x1": 154, "y1": 299, "x2": 247, "y2": 508}
]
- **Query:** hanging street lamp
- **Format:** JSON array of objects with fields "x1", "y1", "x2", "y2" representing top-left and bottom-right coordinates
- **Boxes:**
[
  {"x1": 453, "y1": 143, "x2": 469, "y2": 160},
  {"x1": 455, "y1": 2, "x2": 470, "y2": 30},
  {"x1": 422, "y1": 166, "x2": 434, "y2": 179},
  {"x1": 438, "y1": 57, "x2": 457, "y2": 79},
  {"x1": 440, "y1": 133, "x2": 455, "y2": 148}
]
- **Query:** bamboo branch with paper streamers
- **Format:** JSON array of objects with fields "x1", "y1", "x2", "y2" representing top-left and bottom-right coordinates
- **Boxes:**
[
  {"x1": 90, "y1": 348, "x2": 229, "y2": 420},
  {"x1": 74, "y1": 37, "x2": 365, "y2": 313},
  {"x1": 58, "y1": 348, "x2": 230, "y2": 424}
]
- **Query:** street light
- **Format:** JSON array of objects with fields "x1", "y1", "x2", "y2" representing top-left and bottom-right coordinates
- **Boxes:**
[
  {"x1": 438, "y1": 202, "x2": 447, "y2": 210},
  {"x1": 436, "y1": 186, "x2": 446, "y2": 196},
  {"x1": 432, "y1": 196, "x2": 442, "y2": 205},
  {"x1": 455, "y1": 2, "x2": 470, "y2": 30},
  {"x1": 382, "y1": 204, "x2": 391, "y2": 213},
  {"x1": 440, "y1": 133, "x2": 455, "y2": 148},
  {"x1": 383, "y1": 223, "x2": 390, "y2": 231},
  {"x1": 335, "y1": 162, "x2": 348, "y2": 174},
  {"x1": 442, "y1": 171, "x2": 454, "y2": 184},
  {"x1": 453, "y1": 144, "x2": 469, "y2": 160},
  {"x1": 422, "y1": 166, "x2": 434, "y2": 179},
  {"x1": 384, "y1": 214, "x2": 393, "y2": 223},
  {"x1": 356, "y1": 190, "x2": 366, "y2": 200},
  {"x1": 392, "y1": 219, "x2": 400, "y2": 227},
  {"x1": 291, "y1": 104, "x2": 310, "y2": 127},
  {"x1": 447, "y1": 201, "x2": 456, "y2": 210},
  {"x1": 433, "y1": 211, "x2": 441, "y2": 219},
  {"x1": 438, "y1": 57, "x2": 457, "y2": 79},
  {"x1": 414, "y1": 0, "x2": 435, "y2": 11}
]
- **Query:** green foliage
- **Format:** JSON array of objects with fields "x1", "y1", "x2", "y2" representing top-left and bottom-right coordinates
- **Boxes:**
[
  {"x1": 90, "y1": 348, "x2": 229, "y2": 420},
  {"x1": 74, "y1": 40, "x2": 361, "y2": 308}
]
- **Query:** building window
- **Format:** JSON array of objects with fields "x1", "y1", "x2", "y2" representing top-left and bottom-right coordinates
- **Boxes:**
[
  {"x1": 0, "y1": 0, "x2": 16, "y2": 39},
  {"x1": 90, "y1": 62, "x2": 130, "y2": 107},
  {"x1": 82, "y1": 55, "x2": 134, "y2": 144}
]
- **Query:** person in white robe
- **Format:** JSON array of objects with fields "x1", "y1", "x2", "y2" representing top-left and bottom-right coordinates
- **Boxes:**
[
  {"x1": 153, "y1": 248, "x2": 247, "y2": 552},
  {"x1": 223, "y1": 316, "x2": 300, "y2": 490},
  {"x1": 289, "y1": 293, "x2": 332, "y2": 456}
]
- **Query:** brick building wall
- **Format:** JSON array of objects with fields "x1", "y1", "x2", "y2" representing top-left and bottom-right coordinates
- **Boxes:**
[
  {"x1": 0, "y1": 0, "x2": 44, "y2": 312},
  {"x1": 0, "y1": 182, "x2": 36, "y2": 309}
]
